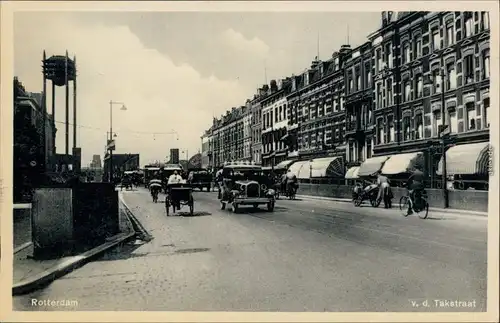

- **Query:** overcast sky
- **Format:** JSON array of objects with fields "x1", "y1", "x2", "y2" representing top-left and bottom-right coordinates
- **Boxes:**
[{"x1": 14, "y1": 11, "x2": 381, "y2": 166}]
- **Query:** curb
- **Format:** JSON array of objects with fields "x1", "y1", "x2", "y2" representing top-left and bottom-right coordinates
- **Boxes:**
[
  {"x1": 12, "y1": 230, "x2": 136, "y2": 295},
  {"x1": 118, "y1": 193, "x2": 153, "y2": 242},
  {"x1": 14, "y1": 242, "x2": 33, "y2": 255},
  {"x1": 12, "y1": 199, "x2": 141, "y2": 295},
  {"x1": 295, "y1": 195, "x2": 488, "y2": 217}
]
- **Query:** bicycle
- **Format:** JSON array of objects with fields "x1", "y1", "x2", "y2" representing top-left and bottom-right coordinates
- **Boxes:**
[{"x1": 399, "y1": 184, "x2": 429, "y2": 219}]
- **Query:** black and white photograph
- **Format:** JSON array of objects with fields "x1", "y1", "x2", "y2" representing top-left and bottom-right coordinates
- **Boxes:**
[{"x1": 2, "y1": 1, "x2": 498, "y2": 321}]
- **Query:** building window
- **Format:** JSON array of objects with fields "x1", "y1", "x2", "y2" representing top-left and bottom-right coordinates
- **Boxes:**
[
  {"x1": 404, "y1": 80, "x2": 411, "y2": 101},
  {"x1": 433, "y1": 69, "x2": 442, "y2": 93},
  {"x1": 403, "y1": 44, "x2": 410, "y2": 64},
  {"x1": 465, "y1": 12, "x2": 473, "y2": 37},
  {"x1": 385, "y1": 42, "x2": 392, "y2": 68},
  {"x1": 365, "y1": 64, "x2": 371, "y2": 87},
  {"x1": 482, "y1": 11, "x2": 489, "y2": 30},
  {"x1": 484, "y1": 98, "x2": 490, "y2": 128},
  {"x1": 446, "y1": 24, "x2": 454, "y2": 46},
  {"x1": 356, "y1": 74, "x2": 361, "y2": 91},
  {"x1": 482, "y1": 49, "x2": 490, "y2": 79},
  {"x1": 403, "y1": 116, "x2": 411, "y2": 141},
  {"x1": 348, "y1": 142, "x2": 354, "y2": 162},
  {"x1": 377, "y1": 119, "x2": 384, "y2": 144},
  {"x1": 415, "y1": 114, "x2": 423, "y2": 139},
  {"x1": 388, "y1": 116, "x2": 395, "y2": 142},
  {"x1": 417, "y1": 75, "x2": 423, "y2": 98},
  {"x1": 376, "y1": 49, "x2": 382, "y2": 72},
  {"x1": 415, "y1": 37, "x2": 422, "y2": 58},
  {"x1": 446, "y1": 63, "x2": 456, "y2": 90},
  {"x1": 366, "y1": 139, "x2": 372, "y2": 159},
  {"x1": 466, "y1": 102, "x2": 476, "y2": 130},
  {"x1": 448, "y1": 110, "x2": 458, "y2": 133},
  {"x1": 376, "y1": 83, "x2": 382, "y2": 108},
  {"x1": 387, "y1": 78, "x2": 393, "y2": 106},
  {"x1": 349, "y1": 77, "x2": 354, "y2": 93},
  {"x1": 464, "y1": 55, "x2": 474, "y2": 84},
  {"x1": 432, "y1": 110, "x2": 441, "y2": 137},
  {"x1": 432, "y1": 27, "x2": 440, "y2": 51}
]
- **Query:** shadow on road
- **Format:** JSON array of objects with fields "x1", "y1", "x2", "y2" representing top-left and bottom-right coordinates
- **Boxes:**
[{"x1": 170, "y1": 211, "x2": 212, "y2": 217}]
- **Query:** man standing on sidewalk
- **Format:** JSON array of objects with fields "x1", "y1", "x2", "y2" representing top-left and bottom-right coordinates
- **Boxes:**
[{"x1": 376, "y1": 171, "x2": 392, "y2": 209}]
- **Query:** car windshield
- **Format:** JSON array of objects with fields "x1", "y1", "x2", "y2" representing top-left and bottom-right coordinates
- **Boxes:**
[{"x1": 226, "y1": 168, "x2": 264, "y2": 180}]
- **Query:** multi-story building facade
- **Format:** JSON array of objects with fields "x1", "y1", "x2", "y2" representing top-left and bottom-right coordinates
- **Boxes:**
[
  {"x1": 200, "y1": 130, "x2": 211, "y2": 168},
  {"x1": 250, "y1": 86, "x2": 266, "y2": 165},
  {"x1": 261, "y1": 79, "x2": 292, "y2": 167},
  {"x1": 287, "y1": 51, "x2": 349, "y2": 162},
  {"x1": 365, "y1": 11, "x2": 490, "y2": 187},
  {"x1": 208, "y1": 106, "x2": 247, "y2": 167},
  {"x1": 202, "y1": 11, "x2": 489, "y2": 190},
  {"x1": 344, "y1": 41, "x2": 375, "y2": 167},
  {"x1": 243, "y1": 102, "x2": 252, "y2": 162}
]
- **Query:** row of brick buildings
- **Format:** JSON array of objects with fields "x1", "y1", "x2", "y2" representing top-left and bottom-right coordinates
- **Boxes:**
[{"x1": 201, "y1": 11, "x2": 490, "y2": 188}]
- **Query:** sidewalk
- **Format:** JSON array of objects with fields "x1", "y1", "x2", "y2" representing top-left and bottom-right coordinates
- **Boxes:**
[
  {"x1": 295, "y1": 194, "x2": 488, "y2": 217},
  {"x1": 13, "y1": 199, "x2": 137, "y2": 295}
]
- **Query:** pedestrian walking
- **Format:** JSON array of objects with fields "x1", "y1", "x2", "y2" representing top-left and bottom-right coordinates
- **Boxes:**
[{"x1": 376, "y1": 171, "x2": 393, "y2": 208}]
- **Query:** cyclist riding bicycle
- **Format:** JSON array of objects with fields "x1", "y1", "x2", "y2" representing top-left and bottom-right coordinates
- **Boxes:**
[{"x1": 406, "y1": 165, "x2": 425, "y2": 215}]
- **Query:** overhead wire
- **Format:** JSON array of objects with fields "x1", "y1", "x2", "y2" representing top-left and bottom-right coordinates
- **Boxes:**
[{"x1": 52, "y1": 120, "x2": 179, "y2": 136}]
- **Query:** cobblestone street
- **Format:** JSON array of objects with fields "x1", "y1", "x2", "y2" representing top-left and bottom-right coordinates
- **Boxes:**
[{"x1": 13, "y1": 188, "x2": 487, "y2": 312}]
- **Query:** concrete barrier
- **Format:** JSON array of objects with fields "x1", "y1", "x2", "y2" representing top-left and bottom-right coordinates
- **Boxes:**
[
  {"x1": 297, "y1": 183, "x2": 489, "y2": 213},
  {"x1": 13, "y1": 204, "x2": 33, "y2": 253},
  {"x1": 31, "y1": 183, "x2": 119, "y2": 259}
]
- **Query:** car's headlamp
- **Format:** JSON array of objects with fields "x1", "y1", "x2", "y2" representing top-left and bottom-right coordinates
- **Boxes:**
[{"x1": 267, "y1": 189, "x2": 275, "y2": 195}]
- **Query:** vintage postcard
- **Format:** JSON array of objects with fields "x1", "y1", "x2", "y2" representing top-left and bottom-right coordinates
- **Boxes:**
[{"x1": 1, "y1": 1, "x2": 498, "y2": 322}]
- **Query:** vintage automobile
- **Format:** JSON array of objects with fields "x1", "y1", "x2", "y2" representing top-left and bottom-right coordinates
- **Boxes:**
[
  {"x1": 218, "y1": 164, "x2": 276, "y2": 212},
  {"x1": 187, "y1": 168, "x2": 212, "y2": 191}
]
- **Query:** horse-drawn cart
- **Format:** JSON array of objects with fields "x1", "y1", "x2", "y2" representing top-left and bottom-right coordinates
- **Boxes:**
[{"x1": 165, "y1": 183, "x2": 194, "y2": 216}]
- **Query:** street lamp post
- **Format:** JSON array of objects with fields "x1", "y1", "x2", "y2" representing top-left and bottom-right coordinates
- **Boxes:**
[{"x1": 108, "y1": 100, "x2": 127, "y2": 183}]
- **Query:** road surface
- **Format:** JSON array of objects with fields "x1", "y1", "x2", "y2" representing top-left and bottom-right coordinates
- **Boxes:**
[{"x1": 13, "y1": 188, "x2": 487, "y2": 312}]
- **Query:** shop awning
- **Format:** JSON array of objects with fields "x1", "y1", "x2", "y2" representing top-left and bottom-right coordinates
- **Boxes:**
[
  {"x1": 357, "y1": 156, "x2": 390, "y2": 177},
  {"x1": 310, "y1": 156, "x2": 344, "y2": 178},
  {"x1": 437, "y1": 142, "x2": 490, "y2": 175},
  {"x1": 345, "y1": 166, "x2": 360, "y2": 179},
  {"x1": 381, "y1": 152, "x2": 425, "y2": 175},
  {"x1": 275, "y1": 159, "x2": 295, "y2": 170},
  {"x1": 297, "y1": 160, "x2": 312, "y2": 179},
  {"x1": 288, "y1": 160, "x2": 312, "y2": 179}
]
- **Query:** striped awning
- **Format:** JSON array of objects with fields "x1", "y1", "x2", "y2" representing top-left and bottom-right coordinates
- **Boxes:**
[
  {"x1": 310, "y1": 156, "x2": 344, "y2": 178},
  {"x1": 437, "y1": 142, "x2": 490, "y2": 176},
  {"x1": 288, "y1": 160, "x2": 312, "y2": 179},
  {"x1": 345, "y1": 166, "x2": 360, "y2": 179},
  {"x1": 275, "y1": 159, "x2": 295, "y2": 170},
  {"x1": 381, "y1": 152, "x2": 425, "y2": 175},
  {"x1": 357, "y1": 156, "x2": 390, "y2": 177}
]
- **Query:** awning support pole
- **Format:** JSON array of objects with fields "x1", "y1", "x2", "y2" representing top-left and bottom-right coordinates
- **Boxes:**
[{"x1": 442, "y1": 140, "x2": 449, "y2": 208}]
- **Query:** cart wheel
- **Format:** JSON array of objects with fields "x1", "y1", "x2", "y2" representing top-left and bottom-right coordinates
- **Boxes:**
[
  {"x1": 221, "y1": 201, "x2": 226, "y2": 210},
  {"x1": 371, "y1": 197, "x2": 380, "y2": 207}
]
